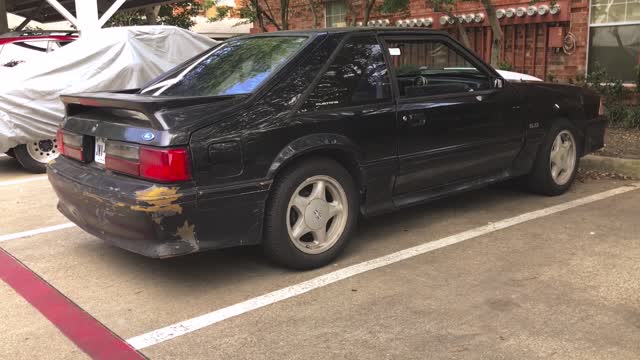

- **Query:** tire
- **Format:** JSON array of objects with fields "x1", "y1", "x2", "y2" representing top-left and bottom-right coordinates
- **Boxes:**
[
  {"x1": 263, "y1": 157, "x2": 359, "y2": 269},
  {"x1": 14, "y1": 139, "x2": 60, "y2": 173},
  {"x1": 526, "y1": 120, "x2": 580, "y2": 196},
  {"x1": 4, "y1": 148, "x2": 15, "y2": 158}
]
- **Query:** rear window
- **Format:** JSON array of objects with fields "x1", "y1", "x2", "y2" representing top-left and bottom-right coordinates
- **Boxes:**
[{"x1": 142, "y1": 36, "x2": 308, "y2": 97}]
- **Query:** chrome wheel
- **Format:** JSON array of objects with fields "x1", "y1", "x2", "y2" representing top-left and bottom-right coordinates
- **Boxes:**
[
  {"x1": 286, "y1": 175, "x2": 348, "y2": 255},
  {"x1": 549, "y1": 130, "x2": 576, "y2": 186},
  {"x1": 26, "y1": 139, "x2": 59, "y2": 163}
]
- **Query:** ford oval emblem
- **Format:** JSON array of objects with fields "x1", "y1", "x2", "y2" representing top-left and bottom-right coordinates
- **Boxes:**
[{"x1": 141, "y1": 132, "x2": 155, "y2": 141}]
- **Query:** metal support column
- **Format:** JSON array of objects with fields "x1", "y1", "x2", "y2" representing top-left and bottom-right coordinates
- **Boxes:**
[
  {"x1": 0, "y1": 0, "x2": 8, "y2": 35},
  {"x1": 75, "y1": 0, "x2": 99, "y2": 36}
]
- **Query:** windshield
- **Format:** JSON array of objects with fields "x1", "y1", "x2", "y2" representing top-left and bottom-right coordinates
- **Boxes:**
[{"x1": 142, "y1": 36, "x2": 308, "y2": 97}]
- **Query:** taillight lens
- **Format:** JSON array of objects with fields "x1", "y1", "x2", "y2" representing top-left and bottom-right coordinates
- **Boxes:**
[
  {"x1": 56, "y1": 129, "x2": 64, "y2": 155},
  {"x1": 57, "y1": 129, "x2": 84, "y2": 161},
  {"x1": 140, "y1": 147, "x2": 191, "y2": 182},
  {"x1": 598, "y1": 98, "x2": 605, "y2": 117},
  {"x1": 104, "y1": 140, "x2": 191, "y2": 183}
]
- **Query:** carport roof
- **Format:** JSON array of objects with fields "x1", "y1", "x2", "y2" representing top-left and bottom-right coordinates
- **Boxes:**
[{"x1": 7, "y1": 0, "x2": 178, "y2": 23}]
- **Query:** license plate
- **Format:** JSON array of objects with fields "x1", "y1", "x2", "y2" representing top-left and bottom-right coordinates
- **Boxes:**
[{"x1": 94, "y1": 137, "x2": 106, "y2": 164}]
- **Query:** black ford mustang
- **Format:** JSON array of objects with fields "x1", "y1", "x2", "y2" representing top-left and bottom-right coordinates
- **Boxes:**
[{"x1": 48, "y1": 29, "x2": 605, "y2": 269}]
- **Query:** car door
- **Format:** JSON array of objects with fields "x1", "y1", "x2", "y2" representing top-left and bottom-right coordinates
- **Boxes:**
[
  {"x1": 381, "y1": 34, "x2": 523, "y2": 196},
  {"x1": 295, "y1": 33, "x2": 397, "y2": 213}
]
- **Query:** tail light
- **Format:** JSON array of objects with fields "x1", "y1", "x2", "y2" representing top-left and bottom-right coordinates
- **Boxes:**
[
  {"x1": 139, "y1": 147, "x2": 191, "y2": 182},
  {"x1": 598, "y1": 98, "x2": 605, "y2": 117},
  {"x1": 105, "y1": 140, "x2": 192, "y2": 182},
  {"x1": 57, "y1": 129, "x2": 84, "y2": 161}
]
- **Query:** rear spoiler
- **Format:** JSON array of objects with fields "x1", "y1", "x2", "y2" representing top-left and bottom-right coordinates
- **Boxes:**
[{"x1": 61, "y1": 92, "x2": 239, "y2": 130}]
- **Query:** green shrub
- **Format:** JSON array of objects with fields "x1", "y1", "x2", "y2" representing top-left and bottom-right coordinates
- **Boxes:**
[
  {"x1": 585, "y1": 62, "x2": 638, "y2": 129},
  {"x1": 497, "y1": 62, "x2": 513, "y2": 71},
  {"x1": 623, "y1": 106, "x2": 640, "y2": 128},
  {"x1": 605, "y1": 103, "x2": 640, "y2": 129}
]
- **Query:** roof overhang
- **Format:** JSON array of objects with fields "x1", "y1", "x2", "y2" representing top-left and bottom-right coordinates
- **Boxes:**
[{"x1": 7, "y1": 0, "x2": 178, "y2": 23}]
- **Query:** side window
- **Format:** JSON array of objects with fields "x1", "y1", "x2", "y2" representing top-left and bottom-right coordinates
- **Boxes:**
[
  {"x1": 386, "y1": 39, "x2": 491, "y2": 98},
  {"x1": 300, "y1": 35, "x2": 391, "y2": 112}
]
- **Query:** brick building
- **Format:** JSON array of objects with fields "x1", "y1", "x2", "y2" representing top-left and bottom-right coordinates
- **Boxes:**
[{"x1": 253, "y1": 0, "x2": 640, "y2": 84}]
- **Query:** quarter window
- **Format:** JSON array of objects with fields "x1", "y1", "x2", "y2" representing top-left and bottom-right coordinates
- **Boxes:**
[
  {"x1": 300, "y1": 36, "x2": 391, "y2": 112},
  {"x1": 386, "y1": 39, "x2": 491, "y2": 98}
]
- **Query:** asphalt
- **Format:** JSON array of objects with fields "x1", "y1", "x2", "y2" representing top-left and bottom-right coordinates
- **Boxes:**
[{"x1": 0, "y1": 154, "x2": 639, "y2": 359}]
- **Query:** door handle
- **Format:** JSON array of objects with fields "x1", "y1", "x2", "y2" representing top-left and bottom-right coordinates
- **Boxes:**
[{"x1": 401, "y1": 113, "x2": 427, "y2": 127}]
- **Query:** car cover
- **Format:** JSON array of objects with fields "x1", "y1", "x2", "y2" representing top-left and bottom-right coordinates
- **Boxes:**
[{"x1": 0, "y1": 26, "x2": 218, "y2": 153}]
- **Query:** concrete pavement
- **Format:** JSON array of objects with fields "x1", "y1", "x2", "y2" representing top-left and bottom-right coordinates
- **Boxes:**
[{"x1": 1, "y1": 153, "x2": 639, "y2": 359}]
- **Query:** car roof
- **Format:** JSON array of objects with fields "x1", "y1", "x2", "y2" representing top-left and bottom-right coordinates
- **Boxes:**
[{"x1": 243, "y1": 27, "x2": 450, "y2": 37}]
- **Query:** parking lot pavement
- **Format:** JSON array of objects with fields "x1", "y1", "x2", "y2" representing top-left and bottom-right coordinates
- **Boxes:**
[
  {"x1": 0, "y1": 155, "x2": 48, "y2": 184},
  {"x1": 0, "y1": 281, "x2": 88, "y2": 360},
  {"x1": 1, "y1": 175, "x2": 639, "y2": 359}
]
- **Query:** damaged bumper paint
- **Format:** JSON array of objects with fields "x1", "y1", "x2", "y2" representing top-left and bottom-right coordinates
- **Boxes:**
[{"x1": 48, "y1": 156, "x2": 268, "y2": 258}]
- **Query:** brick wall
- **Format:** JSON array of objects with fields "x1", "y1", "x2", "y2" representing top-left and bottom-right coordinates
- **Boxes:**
[{"x1": 254, "y1": 0, "x2": 590, "y2": 82}]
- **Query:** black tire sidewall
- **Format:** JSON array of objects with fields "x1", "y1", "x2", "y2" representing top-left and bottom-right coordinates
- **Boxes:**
[
  {"x1": 529, "y1": 120, "x2": 581, "y2": 195},
  {"x1": 263, "y1": 158, "x2": 359, "y2": 269},
  {"x1": 14, "y1": 144, "x2": 48, "y2": 173}
]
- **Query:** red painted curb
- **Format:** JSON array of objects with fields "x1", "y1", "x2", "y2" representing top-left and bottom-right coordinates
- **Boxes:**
[{"x1": 0, "y1": 248, "x2": 146, "y2": 360}]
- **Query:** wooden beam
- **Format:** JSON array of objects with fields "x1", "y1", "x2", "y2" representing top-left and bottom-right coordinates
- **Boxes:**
[
  {"x1": 532, "y1": 24, "x2": 537, "y2": 78},
  {"x1": 511, "y1": 25, "x2": 516, "y2": 67},
  {"x1": 45, "y1": 0, "x2": 78, "y2": 26},
  {"x1": 521, "y1": 24, "x2": 527, "y2": 73},
  {"x1": 542, "y1": 24, "x2": 548, "y2": 81},
  {"x1": 98, "y1": 0, "x2": 127, "y2": 28}
]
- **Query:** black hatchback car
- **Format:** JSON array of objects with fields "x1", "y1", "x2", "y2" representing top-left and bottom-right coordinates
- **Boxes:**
[{"x1": 49, "y1": 28, "x2": 604, "y2": 269}]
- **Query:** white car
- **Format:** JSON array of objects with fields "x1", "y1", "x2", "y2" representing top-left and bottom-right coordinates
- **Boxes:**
[
  {"x1": 0, "y1": 26, "x2": 217, "y2": 172},
  {"x1": 497, "y1": 69, "x2": 543, "y2": 82}
]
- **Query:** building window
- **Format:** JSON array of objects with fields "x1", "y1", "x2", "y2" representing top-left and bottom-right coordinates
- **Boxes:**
[
  {"x1": 589, "y1": 0, "x2": 640, "y2": 82},
  {"x1": 590, "y1": 0, "x2": 640, "y2": 24},
  {"x1": 325, "y1": 1, "x2": 347, "y2": 28}
]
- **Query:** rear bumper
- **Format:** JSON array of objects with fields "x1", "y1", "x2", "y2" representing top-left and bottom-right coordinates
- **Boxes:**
[
  {"x1": 48, "y1": 156, "x2": 269, "y2": 258},
  {"x1": 583, "y1": 117, "x2": 606, "y2": 155}
]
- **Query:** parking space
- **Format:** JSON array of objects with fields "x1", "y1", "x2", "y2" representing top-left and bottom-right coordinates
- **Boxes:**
[
  {"x1": 0, "y1": 155, "x2": 48, "y2": 184},
  {"x1": 1, "y1": 162, "x2": 639, "y2": 359}
]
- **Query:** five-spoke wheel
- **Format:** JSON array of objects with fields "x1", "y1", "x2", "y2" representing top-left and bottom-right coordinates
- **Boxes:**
[
  {"x1": 263, "y1": 158, "x2": 358, "y2": 269},
  {"x1": 287, "y1": 175, "x2": 348, "y2": 255},
  {"x1": 527, "y1": 120, "x2": 580, "y2": 196},
  {"x1": 549, "y1": 130, "x2": 577, "y2": 186}
]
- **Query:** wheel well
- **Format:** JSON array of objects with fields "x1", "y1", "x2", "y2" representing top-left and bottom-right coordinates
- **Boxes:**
[{"x1": 272, "y1": 149, "x2": 366, "y2": 202}]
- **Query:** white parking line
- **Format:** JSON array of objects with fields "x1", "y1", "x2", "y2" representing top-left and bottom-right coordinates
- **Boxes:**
[
  {"x1": 0, "y1": 223, "x2": 77, "y2": 243},
  {"x1": 126, "y1": 182, "x2": 640, "y2": 350},
  {"x1": 0, "y1": 175, "x2": 48, "y2": 187}
]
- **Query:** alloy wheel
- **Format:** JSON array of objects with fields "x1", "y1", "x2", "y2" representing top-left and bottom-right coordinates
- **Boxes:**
[
  {"x1": 286, "y1": 175, "x2": 349, "y2": 255},
  {"x1": 549, "y1": 130, "x2": 577, "y2": 186}
]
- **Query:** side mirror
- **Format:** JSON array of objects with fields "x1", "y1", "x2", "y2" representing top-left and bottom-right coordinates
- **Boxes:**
[{"x1": 493, "y1": 78, "x2": 504, "y2": 89}]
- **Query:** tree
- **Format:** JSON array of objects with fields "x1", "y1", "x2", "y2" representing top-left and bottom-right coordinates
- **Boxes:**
[
  {"x1": 423, "y1": 0, "x2": 471, "y2": 49},
  {"x1": 425, "y1": 0, "x2": 505, "y2": 66},
  {"x1": 210, "y1": 0, "x2": 294, "y2": 31},
  {"x1": 210, "y1": 0, "x2": 405, "y2": 32},
  {"x1": 106, "y1": 1, "x2": 211, "y2": 29},
  {"x1": 344, "y1": 0, "x2": 410, "y2": 26}
]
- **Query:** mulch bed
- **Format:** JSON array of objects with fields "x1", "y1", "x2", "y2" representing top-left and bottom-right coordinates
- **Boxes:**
[
  {"x1": 577, "y1": 168, "x2": 636, "y2": 182},
  {"x1": 594, "y1": 128, "x2": 640, "y2": 160}
]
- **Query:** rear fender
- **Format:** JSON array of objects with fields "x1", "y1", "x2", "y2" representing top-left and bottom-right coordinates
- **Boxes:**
[{"x1": 267, "y1": 133, "x2": 363, "y2": 180}]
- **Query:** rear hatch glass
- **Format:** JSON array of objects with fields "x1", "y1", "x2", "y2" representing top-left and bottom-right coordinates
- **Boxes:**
[{"x1": 141, "y1": 36, "x2": 308, "y2": 97}]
